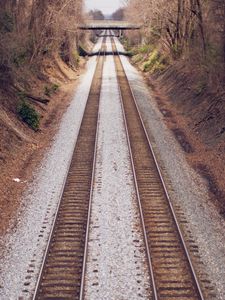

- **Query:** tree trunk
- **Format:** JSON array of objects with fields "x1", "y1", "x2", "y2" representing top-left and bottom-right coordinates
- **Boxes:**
[{"x1": 195, "y1": 0, "x2": 206, "y2": 53}]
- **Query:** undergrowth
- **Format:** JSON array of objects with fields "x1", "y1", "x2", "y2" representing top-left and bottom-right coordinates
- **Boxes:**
[
  {"x1": 142, "y1": 49, "x2": 168, "y2": 73},
  {"x1": 0, "y1": 11, "x2": 14, "y2": 33},
  {"x1": 18, "y1": 100, "x2": 40, "y2": 131},
  {"x1": 193, "y1": 79, "x2": 207, "y2": 96},
  {"x1": 44, "y1": 83, "x2": 59, "y2": 97},
  {"x1": 72, "y1": 49, "x2": 80, "y2": 66},
  {"x1": 125, "y1": 41, "x2": 169, "y2": 74}
]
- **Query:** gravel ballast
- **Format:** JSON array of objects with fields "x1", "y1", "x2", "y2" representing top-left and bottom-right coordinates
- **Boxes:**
[{"x1": 84, "y1": 38, "x2": 151, "y2": 300}]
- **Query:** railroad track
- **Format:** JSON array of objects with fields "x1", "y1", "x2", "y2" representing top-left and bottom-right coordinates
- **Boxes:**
[
  {"x1": 32, "y1": 38, "x2": 106, "y2": 300},
  {"x1": 33, "y1": 34, "x2": 207, "y2": 300},
  {"x1": 111, "y1": 36, "x2": 205, "y2": 300}
]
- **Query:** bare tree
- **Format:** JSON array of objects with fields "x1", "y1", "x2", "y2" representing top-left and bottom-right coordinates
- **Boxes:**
[
  {"x1": 124, "y1": 0, "x2": 207, "y2": 57},
  {"x1": 0, "y1": 0, "x2": 84, "y2": 90}
]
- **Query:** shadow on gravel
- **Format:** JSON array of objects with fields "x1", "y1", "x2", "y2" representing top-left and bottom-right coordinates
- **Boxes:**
[
  {"x1": 172, "y1": 128, "x2": 194, "y2": 153},
  {"x1": 88, "y1": 51, "x2": 132, "y2": 57},
  {"x1": 195, "y1": 163, "x2": 225, "y2": 216}
]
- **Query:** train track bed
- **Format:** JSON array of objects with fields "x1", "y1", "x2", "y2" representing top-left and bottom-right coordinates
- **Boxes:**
[
  {"x1": 83, "y1": 37, "x2": 151, "y2": 299},
  {"x1": 2, "y1": 33, "x2": 221, "y2": 300},
  {"x1": 32, "y1": 39, "x2": 106, "y2": 299},
  {"x1": 111, "y1": 37, "x2": 214, "y2": 300},
  {"x1": 34, "y1": 35, "x2": 214, "y2": 300}
]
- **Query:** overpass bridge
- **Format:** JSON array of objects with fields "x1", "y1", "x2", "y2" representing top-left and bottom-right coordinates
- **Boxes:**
[{"x1": 79, "y1": 20, "x2": 140, "y2": 30}]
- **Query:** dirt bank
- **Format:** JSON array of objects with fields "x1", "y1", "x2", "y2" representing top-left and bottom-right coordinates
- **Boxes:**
[
  {"x1": 0, "y1": 56, "x2": 86, "y2": 235},
  {"x1": 144, "y1": 64, "x2": 225, "y2": 215}
]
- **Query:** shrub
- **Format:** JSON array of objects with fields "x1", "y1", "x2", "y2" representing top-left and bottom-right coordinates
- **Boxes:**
[
  {"x1": 13, "y1": 51, "x2": 27, "y2": 67},
  {"x1": 132, "y1": 53, "x2": 143, "y2": 64},
  {"x1": 171, "y1": 43, "x2": 182, "y2": 59},
  {"x1": 44, "y1": 84, "x2": 59, "y2": 96},
  {"x1": 139, "y1": 44, "x2": 152, "y2": 54},
  {"x1": 129, "y1": 44, "x2": 146, "y2": 55},
  {"x1": 72, "y1": 50, "x2": 80, "y2": 65},
  {"x1": 0, "y1": 12, "x2": 14, "y2": 33},
  {"x1": 18, "y1": 100, "x2": 40, "y2": 131},
  {"x1": 203, "y1": 43, "x2": 221, "y2": 72},
  {"x1": 194, "y1": 80, "x2": 207, "y2": 96},
  {"x1": 142, "y1": 49, "x2": 160, "y2": 72},
  {"x1": 150, "y1": 27, "x2": 161, "y2": 39},
  {"x1": 44, "y1": 86, "x2": 51, "y2": 97},
  {"x1": 52, "y1": 83, "x2": 59, "y2": 92},
  {"x1": 142, "y1": 49, "x2": 168, "y2": 73}
]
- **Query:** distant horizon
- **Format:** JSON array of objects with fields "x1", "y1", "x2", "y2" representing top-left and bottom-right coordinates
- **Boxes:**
[{"x1": 85, "y1": 0, "x2": 124, "y2": 15}]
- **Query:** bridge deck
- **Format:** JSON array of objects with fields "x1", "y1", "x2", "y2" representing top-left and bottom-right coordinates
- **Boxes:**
[{"x1": 79, "y1": 20, "x2": 140, "y2": 30}]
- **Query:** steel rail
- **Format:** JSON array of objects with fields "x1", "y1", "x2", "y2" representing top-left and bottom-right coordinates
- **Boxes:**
[
  {"x1": 110, "y1": 34, "x2": 158, "y2": 300},
  {"x1": 79, "y1": 39, "x2": 106, "y2": 300},
  {"x1": 32, "y1": 38, "x2": 106, "y2": 300},
  {"x1": 116, "y1": 58, "x2": 159, "y2": 300},
  {"x1": 112, "y1": 35, "x2": 205, "y2": 300}
]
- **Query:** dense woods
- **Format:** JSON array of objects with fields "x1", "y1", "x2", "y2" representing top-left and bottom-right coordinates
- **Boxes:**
[
  {"x1": 123, "y1": 0, "x2": 225, "y2": 135},
  {"x1": 0, "y1": 0, "x2": 84, "y2": 133},
  {"x1": 111, "y1": 8, "x2": 124, "y2": 21},
  {"x1": 0, "y1": 0, "x2": 86, "y2": 234},
  {"x1": 0, "y1": 0, "x2": 83, "y2": 91},
  {"x1": 88, "y1": 9, "x2": 105, "y2": 20},
  {"x1": 124, "y1": 0, "x2": 225, "y2": 83}
]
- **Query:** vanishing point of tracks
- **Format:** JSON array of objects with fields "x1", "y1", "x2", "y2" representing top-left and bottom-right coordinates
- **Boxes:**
[{"x1": 33, "y1": 36, "x2": 206, "y2": 299}]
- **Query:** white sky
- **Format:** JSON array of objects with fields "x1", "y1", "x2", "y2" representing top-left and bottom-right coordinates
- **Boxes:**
[{"x1": 85, "y1": 0, "x2": 124, "y2": 15}]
